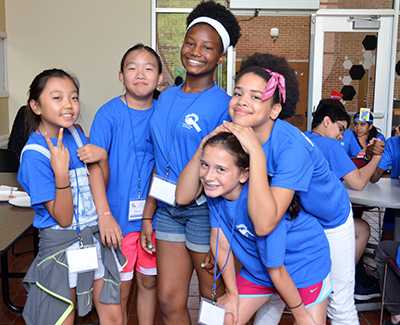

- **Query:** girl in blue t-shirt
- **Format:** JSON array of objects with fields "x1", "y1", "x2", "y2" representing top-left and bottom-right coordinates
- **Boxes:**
[
  {"x1": 18, "y1": 69, "x2": 123, "y2": 325},
  {"x1": 77, "y1": 44, "x2": 162, "y2": 325},
  {"x1": 214, "y1": 54, "x2": 358, "y2": 324},
  {"x1": 148, "y1": 2, "x2": 241, "y2": 323},
  {"x1": 177, "y1": 132, "x2": 331, "y2": 325}
]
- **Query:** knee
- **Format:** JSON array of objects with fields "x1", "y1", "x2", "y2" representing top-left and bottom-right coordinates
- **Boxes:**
[
  {"x1": 136, "y1": 274, "x2": 157, "y2": 290},
  {"x1": 158, "y1": 289, "x2": 186, "y2": 315}
]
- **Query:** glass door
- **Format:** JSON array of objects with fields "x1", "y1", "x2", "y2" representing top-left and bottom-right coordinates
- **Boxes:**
[{"x1": 308, "y1": 10, "x2": 397, "y2": 136}]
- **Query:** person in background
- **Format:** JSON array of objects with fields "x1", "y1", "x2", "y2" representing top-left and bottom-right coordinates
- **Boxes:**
[
  {"x1": 7, "y1": 105, "x2": 29, "y2": 161},
  {"x1": 306, "y1": 98, "x2": 384, "y2": 301},
  {"x1": 375, "y1": 240, "x2": 400, "y2": 325}
]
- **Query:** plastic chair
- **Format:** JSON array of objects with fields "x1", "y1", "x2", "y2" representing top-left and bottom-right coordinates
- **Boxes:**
[{"x1": 380, "y1": 257, "x2": 400, "y2": 324}]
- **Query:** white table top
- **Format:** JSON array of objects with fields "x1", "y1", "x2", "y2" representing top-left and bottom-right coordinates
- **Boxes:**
[{"x1": 347, "y1": 178, "x2": 400, "y2": 209}]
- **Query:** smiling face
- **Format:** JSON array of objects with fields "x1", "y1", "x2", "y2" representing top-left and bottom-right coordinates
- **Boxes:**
[
  {"x1": 180, "y1": 23, "x2": 223, "y2": 78},
  {"x1": 200, "y1": 144, "x2": 248, "y2": 201},
  {"x1": 229, "y1": 72, "x2": 281, "y2": 137},
  {"x1": 29, "y1": 76, "x2": 80, "y2": 137},
  {"x1": 119, "y1": 49, "x2": 161, "y2": 100}
]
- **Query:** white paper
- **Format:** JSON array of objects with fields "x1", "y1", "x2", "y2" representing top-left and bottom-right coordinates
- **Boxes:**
[
  {"x1": 198, "y1": 298, "x2": 225, "y2": 325},
  {"x1": 149, "y1": 175, "x2": 176, "y2": 206},
  {"x1": 66, "y1": 246, "x2": 98, "y2": 273},
  {"x1": 128, "y1": 199, "x2": 146, "y2": 220}
]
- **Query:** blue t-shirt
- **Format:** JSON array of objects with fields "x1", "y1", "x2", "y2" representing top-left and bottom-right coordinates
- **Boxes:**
[
  {"x1": 150, "y1": 84, "x2": 229, "y2": 185},
  {"x1": 263, "y1": 119, "x2": 350, "y2": 229},
  {"x1": 208, "y1": 184, "x2": 331, "y2": 288},
  {"x1": 89, "y1": 96, "x2": 155, "y2": 235},
  {"x1": 378, "y1": 136, "x2": 400, "y2": 178},
  {"x1": 304, "y1": 131, "x2": 356, "y2": 180},
  {"x1": 342, "y1": 129, "x2": 385, "y2": 158},
  {"x1": 18, "y1": 127, "x2": 98, "y2": 230}
]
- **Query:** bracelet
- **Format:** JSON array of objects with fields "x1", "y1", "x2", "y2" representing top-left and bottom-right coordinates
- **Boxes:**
[
  {"x1": 288, "y1": 301, "x2": 304, "y2": 310},
  {"x1": 56, "y1": 183, "x2": 71, "y2": 190},
  {"x1": 142, "y1": 217, "x2": 153, "y2": 221}
]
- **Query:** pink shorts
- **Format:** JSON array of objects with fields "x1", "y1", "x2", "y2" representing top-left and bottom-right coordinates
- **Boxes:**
[
  {"x1": 236, "y1": 273, "x2": 332, "y2": 307},
  {"x1": 120, "y1": 231, "x2": 157, "y2": 281}
]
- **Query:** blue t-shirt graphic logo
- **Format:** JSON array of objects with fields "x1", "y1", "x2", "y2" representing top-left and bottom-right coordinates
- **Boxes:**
[
  {"x1": 183, "y1": 113, "x2": 202, "y2": 132},
  {"x1": 236, "y1": 224, "x2": 255, "y2": 238}
]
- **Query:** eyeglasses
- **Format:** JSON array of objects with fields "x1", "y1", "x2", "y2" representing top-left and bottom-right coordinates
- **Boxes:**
[{"x1": 336, "y1": 122, "x2": 347, "y2": 134}]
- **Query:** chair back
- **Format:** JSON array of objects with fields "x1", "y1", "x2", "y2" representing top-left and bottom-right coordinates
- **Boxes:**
[{"x1": 0, "y1": 149, "x2": 19, "y2": 172}]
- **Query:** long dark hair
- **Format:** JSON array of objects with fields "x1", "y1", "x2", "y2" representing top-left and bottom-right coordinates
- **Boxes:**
[{"x1": 26, "y1": 68, "x2": 79, "y2": 136}]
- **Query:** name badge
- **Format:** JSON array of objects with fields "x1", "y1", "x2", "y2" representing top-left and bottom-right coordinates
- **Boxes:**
[
  {"x1": 66, "y1": 245, "x2": 98, "y2": 273},
  {"x1": 198, "y1": 298, "x2": 225, "y2": 325},
  {"x1": 129, "y1": 199, "x2": 146, "y2": 221},
  {"x1": 149, "y1": 175, "x2": 176, "y2": 206},
  {"x1": 196, "y1": 194, "x2": 207, "y2": 206}
]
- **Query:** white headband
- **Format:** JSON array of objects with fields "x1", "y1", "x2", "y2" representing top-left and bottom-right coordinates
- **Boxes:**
[{"x1": 187, "y1": 17, "x2": 231, "y2": 53}]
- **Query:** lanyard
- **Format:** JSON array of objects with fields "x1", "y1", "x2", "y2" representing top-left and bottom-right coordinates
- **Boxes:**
[
  {"x1": 72, "y1": 169, "x2": 84, "y2": 248},
  {"x1": 211, "y1": 201, "x2": 236, "y2": 302},
  {"x1": 163, "y1": 85, "x2": 214, "y2": 178},
  {"x1": 125, "y1": 95, "x2": 153, "y2": 199}
]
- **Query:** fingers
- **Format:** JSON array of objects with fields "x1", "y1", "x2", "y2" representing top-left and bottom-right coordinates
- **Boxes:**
[
  {"x1": 43, "y1": 131, "x2": 54, "y2": 150},
  {"x1": 57, "y1": 128, "x2": 64, "y2": 148}
]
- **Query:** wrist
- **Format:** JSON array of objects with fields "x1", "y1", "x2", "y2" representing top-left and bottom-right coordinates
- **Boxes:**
[{"x1": 99, "y1": 211, "x2": 112, "y2": 219}]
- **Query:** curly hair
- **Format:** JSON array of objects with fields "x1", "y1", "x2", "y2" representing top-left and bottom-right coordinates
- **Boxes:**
[
  {"x1": 237, "y1": 53, "x2": 299, "y2": 119},
  {"x1": 186, "y1": 1, "x2": 241, "y2": 48}
]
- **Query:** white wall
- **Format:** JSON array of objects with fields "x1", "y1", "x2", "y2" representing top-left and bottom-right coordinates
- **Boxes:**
[{"x1": 5, "y1": 0, "x2": 151, "y2": 132}]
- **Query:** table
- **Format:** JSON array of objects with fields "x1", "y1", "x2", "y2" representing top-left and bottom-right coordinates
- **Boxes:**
[
  {"x1": 0, "y1": 173, "x2": 34, "y2": 313},
  {"x1": 347, "y1": 177, "x2": 400, "y2": 239}
]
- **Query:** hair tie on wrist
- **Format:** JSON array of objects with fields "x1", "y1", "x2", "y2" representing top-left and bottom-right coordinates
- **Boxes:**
[
  {"x1": 56, "y1": 184, "x2": 70, "y2": 190},
  {"x1": 288, "y1": 301, "x2": 303, "y2": 310}
]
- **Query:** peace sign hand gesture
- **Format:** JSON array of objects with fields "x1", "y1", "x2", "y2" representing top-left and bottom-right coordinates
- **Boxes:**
[{"x1": 43, "y1": 128, "x2": 70, "y2": 177}]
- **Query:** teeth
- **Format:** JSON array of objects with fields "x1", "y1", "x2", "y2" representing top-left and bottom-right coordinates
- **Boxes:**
[{"x1": 188, "y1": 59, "x2": 203, "y2": 66}]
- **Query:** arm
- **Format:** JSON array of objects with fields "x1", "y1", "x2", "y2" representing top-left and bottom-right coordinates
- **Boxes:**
[
  {"x1": 210, "y1": 228, "x2": 239, "y2": 323},
  {"x1": 175, "y1": 146, "x2": 203, "y2": 205},
  {"x1": 268, "y1": 266, "x2": 316, "y2": 325},
  {"x1": 370, "y1": 167, "x2": 385, "y2": 183},
  {"x1": 223, "y1": 122, "x2": 294, "y2": 236},
  {"x1": 77, "y1": 144, "x2": 109, "y2": 184},
  {"x1": 140, "y1": 196, "x2": 157, "y2": 254},
  {"x1": 343, "y1": 155, "x2": 381, "y2": 190},
  {"x1": 87, "y1": 162, "x2": 122, "y2": 247},
  {"x1": 43, "y1": 128, "x2": 73, "y2": 227}
]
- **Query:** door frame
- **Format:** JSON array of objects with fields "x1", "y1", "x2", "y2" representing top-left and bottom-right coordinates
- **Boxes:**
[{"x1": 308, "y1": 9, "x2": 398, "y2": 136}]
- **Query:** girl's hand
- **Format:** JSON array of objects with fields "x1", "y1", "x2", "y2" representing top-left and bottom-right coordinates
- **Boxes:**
[
  {"x1": 200, "y1": 123, "x2": 230, "y2": 149},
  {"x1": 293, "y1": 308, "x2": 319, "y2": 325},
  {"x1": 217, "y1": 292, "x2": 239, "y2": 325},
  {"x1": 98, "y1": 212, "x2": 122, "y2": 248},
  {"x1": 200, "y1": 251, "x2": 215, "y2": 275},
  {"x1": 140, "y1": 219, "x2": 156, "y2": 254},
  {"x1": 44, "y1": 128, "x2": 70, "y2": 178},
  {"x1": 222, "y1": 122, "x2": 262, "y2": 155},
  {"x1": 366, "y1": 138, "x2": 384, "y2": 157},
  {"x1": 77, "y1": 144, "x2": 107, "y2": 164}
]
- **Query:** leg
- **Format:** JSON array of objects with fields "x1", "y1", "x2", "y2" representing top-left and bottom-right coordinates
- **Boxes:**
[
  {"x1": 354, "y1": 218, "x2": 370, "y2": 263},
  {"x1": 157, "y1": 240, "x2": 194, "y2": 325},
  {"x1": 307, "y1": 299, "x2": 328, "y2": 325},
  {"x1": 236, "y1": 296, "x2": 270, "y2": 325},
  {"x1": 93, "y1": 278, "x2": 123, "y2": 325},
  {"x1": 135, "y1": 273, "x2": 157, "y2": 325},
  {"x1": 325, "y1": 214, "x2": 359, "y2": 325},
  {"x1": 253, "y1": 293, "x2": 285, "y2": 325},
  {"x1": 120, "y1": 280, "x2": 132, "y2": 325}
]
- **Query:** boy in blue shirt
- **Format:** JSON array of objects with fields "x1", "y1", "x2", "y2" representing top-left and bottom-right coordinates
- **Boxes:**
[{"x1": 306, "y1": 98, "x2": 384, "y2": 300}]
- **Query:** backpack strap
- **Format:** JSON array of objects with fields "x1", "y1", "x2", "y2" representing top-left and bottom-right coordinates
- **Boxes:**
[
  {"x1": 20, "y1": 144, "x2": 51, "y2": 162},
  {"x1": 68, "y1": 125, "x2": 84, "y2": 148}
]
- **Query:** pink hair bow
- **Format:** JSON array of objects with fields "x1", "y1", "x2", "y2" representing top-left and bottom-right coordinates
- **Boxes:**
[{"x1": 261, "y1": 69, "x2": 286, "y2": 104}]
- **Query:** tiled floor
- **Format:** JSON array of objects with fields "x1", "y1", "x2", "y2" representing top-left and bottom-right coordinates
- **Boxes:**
[{"x1": 0, "y1": 233, "x2": 386, "y2": 325}]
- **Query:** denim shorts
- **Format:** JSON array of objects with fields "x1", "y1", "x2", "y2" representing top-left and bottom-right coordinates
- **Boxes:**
[{"x1": 155, "y1": 202, "x2": 210, "y2": 253}]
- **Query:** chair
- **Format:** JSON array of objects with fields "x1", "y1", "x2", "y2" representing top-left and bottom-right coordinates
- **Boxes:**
[
  {"x1": 380, "y1": 257, "x2": 400, "y2": 324},
  {"x1": 0, "y1": 149, "x2": 19, "y2": 173}
]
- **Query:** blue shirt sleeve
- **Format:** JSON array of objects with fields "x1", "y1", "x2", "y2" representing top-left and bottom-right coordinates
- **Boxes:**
[
  {"x1": 256, "y1": 218, "x2": 287, "y2": 268},
  {"x1": 18, "y1": 150, "x2": 55, "y2": 206},
  {"x1": 378, "y1": 138, "x2": 394, "y2": 171},
  {"x1": 270, "y1": 141, "x2": 313, "y2": 192},
  {"x1": 326, "y1": 141, "x2": 356, "y2": 179},
  {"x1": 89, "y1": 107, "x2": 114, "y2": 151}
]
